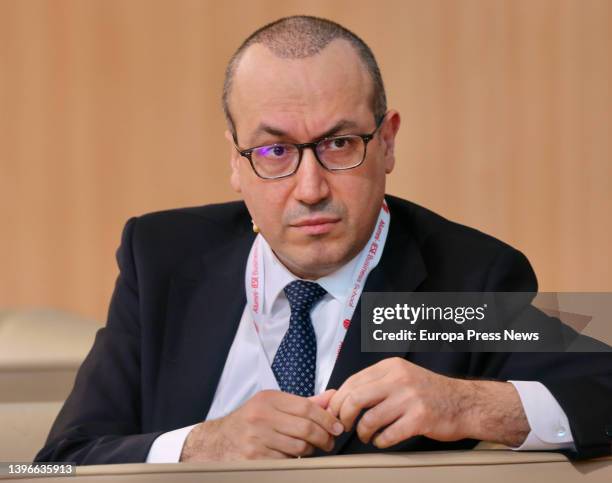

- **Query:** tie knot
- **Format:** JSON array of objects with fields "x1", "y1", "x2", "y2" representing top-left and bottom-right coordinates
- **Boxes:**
[{"x1": 284, "y1": 280, "x2": 327, "y2": 314}]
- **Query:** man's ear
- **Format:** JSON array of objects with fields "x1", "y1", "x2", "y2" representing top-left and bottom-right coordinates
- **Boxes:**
[
  {"x1": 380, "y1": 110, "x2": 401, "y2": 174},
  {"x1": 225, "y1": 129, "x2": 242, "y2": 193}
]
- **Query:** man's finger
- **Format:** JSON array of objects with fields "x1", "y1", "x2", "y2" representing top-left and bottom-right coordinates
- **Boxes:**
[
  {"x1": 328, "y1": 366, "x2": 387, "y2": 416},
  {"x1": 356, "y1": 394, "x2": 404, "y2": 444},
  {"x1": 309, "y1": 389, "x2": 336, "y2": 409},
  {"x1": 271, "y1": 411, "x2": 335, "y2": 452},
  {"x1": 273, "y1": 393, "x2": 344, "y2": 438},
  {"x1": 371, "y1": 414, "x2": 415, "y2": 449},
  {"x1": 266, "y1": 430, "x2": 316, "y2": 457},
  {"x1": 259, "y1": 446, "x2": 292, "y2": 459},
  {"x1": 336, "y1": 381, "x2": 391, "y2": 430}
]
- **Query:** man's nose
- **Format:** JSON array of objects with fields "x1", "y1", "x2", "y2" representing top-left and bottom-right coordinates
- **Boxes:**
[{"x1": 292, "y1": 147, "x2": 331, "y2": 205}]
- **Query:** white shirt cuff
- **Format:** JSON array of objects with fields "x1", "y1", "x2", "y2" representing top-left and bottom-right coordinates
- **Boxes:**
[
  {"x1": 508, "y1": 380, "x2": 576, "y2": 452},
  {"x1": 146, "y1": 424, "x2": 198, "y2": 463}
]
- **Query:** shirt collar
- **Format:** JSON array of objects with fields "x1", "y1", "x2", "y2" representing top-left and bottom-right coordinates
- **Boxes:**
[{"x1": 260, "y1": 236, "x2": 365, "y2": 314}]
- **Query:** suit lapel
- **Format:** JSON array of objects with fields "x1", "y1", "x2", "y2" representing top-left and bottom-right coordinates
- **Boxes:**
[
  {"x1": 154, "y1": 229, "x2": 256, "y2": 430},
  {"x1": 323, "y1": 207, "x2": 427, "y2": 455}
]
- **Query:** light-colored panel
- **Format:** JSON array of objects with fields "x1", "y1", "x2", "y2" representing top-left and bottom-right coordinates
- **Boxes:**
[{"x1": 0, "y1": 0, "x2": 610, "y2": 322}]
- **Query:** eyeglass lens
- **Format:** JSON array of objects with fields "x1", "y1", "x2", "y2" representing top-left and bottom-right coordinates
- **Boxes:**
[{"x1": 251, "y1": 135, "x2": 366, "y2": 178}]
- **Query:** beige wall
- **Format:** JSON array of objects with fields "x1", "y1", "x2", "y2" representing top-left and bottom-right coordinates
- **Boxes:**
[{"x1": 1, "y1": 0, "x2": 610, "y2": 323}]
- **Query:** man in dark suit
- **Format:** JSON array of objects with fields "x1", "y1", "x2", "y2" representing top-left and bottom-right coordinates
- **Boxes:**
[{"x1": 36, "y1": 16, "x2": 612, "y2": 464}]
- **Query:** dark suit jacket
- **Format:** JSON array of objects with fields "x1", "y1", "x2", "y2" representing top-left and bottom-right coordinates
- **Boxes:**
[{"x1": 35, "y1": 195, "x2": 612, "y2": 464}]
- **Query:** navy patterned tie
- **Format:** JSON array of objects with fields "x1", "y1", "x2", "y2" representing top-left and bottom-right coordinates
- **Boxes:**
[{"x1": 271, "y1": 280, "x2": 327, "y2": 397}]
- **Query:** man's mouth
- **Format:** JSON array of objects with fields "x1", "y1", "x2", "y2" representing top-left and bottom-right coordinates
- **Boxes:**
[{"x1": 290, "y1": 216, "x2": 340, "y2": 235}]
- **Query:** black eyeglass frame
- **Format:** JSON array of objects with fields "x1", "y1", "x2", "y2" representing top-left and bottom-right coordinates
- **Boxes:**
[{"x1": 232, "y1": 114, "x2": 387, "y2": 180}]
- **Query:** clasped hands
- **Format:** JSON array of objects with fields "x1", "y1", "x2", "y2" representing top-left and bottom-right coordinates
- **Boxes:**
[{"x1": 181, "y1": 358, "x2": 528, "y2": 461}]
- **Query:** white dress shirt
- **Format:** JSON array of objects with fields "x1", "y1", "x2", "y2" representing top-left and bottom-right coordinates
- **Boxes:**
[{"x1": 147, "y1": 234, "x2": 575, "y2": 462}]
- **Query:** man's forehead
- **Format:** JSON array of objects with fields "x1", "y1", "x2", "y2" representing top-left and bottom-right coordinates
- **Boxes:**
[{"x1": 229, "y1": 39, "x2": 374, "y2": 139}]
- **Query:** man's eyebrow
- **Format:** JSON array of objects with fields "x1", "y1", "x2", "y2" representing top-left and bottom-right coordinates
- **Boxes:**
[
  {"x1": 254, "y1": 124, "x2": 287, "y2": 139},
  {"x1": 251, "y1": 119, "x2": 361, "y2": 145},
  {"x1": 318, "y1": 119, "x2": 361, "y2": 139}
]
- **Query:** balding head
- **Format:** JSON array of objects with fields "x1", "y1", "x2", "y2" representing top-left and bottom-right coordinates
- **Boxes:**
[
  {"x1": 223, "y1": 15, "x2": 400, "y2": 281},
  {"x1": 223, "y1": 15, "x2": 387, "y2": 136}
]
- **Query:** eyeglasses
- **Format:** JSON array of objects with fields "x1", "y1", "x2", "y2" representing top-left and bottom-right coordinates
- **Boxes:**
[{"x1": 232, "y1": 115, "x2": 386, "y2": 180}]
